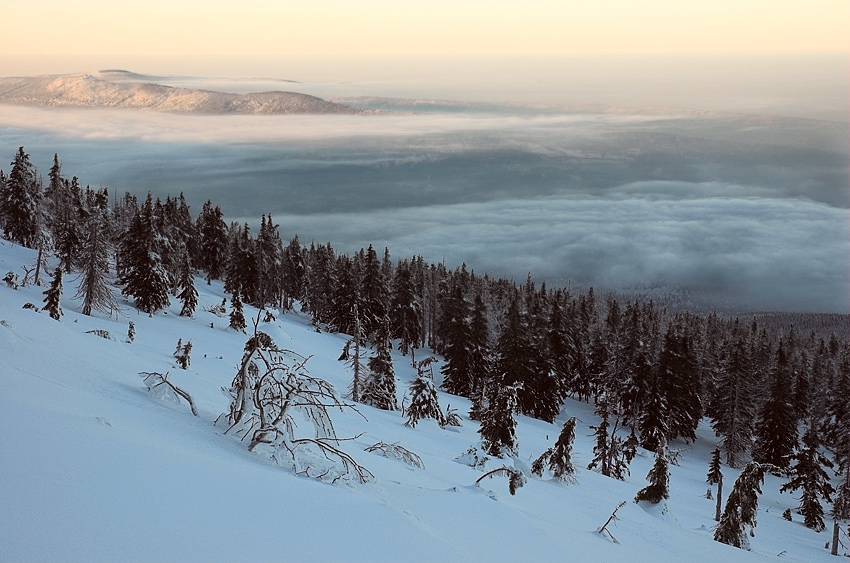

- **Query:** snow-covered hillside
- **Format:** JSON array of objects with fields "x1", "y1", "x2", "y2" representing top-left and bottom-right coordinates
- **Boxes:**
[
  {"x1": 0, "y1": 72, "x2": 358, "y2": 114},
  {"x1": 0, "y1": 239, "x2": 840, "y2": 562}
]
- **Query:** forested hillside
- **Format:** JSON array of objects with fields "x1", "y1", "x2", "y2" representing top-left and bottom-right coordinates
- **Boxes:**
[{"x1": 1, "y1": 146, "x2": 849, "y2": 560}]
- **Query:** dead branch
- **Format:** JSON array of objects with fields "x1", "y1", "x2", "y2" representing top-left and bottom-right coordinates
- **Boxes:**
[
  {"x1": 140, "y1": 371, "x2": 198, "y2": 416},
  {"x1": 597, "y1": 500, "x2": 627, "y2": 544},
  {"x1": 366, "y1": 441, "x2": 425, "y2": 469},
  {"x1": 475, "y1": 466, "x2": 526, "y2": 495}
]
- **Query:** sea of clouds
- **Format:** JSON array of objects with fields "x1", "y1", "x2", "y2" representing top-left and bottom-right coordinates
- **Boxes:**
[{"x1": 1, "y1": 72, "x2": 847, "y2": 313}]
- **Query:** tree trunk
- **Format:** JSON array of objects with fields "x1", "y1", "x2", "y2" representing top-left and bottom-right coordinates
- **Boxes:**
[
  {"x1": 715, "y1": 474, "x2": 723, "y2": 522},
  {"x1": 831, "y1": 519, "x2": 839, "y2": 556}
]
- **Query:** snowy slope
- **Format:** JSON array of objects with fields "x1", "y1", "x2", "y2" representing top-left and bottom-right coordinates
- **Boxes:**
[{"x1": 0, "y1": 239, "x2": 840, "y2": 562}]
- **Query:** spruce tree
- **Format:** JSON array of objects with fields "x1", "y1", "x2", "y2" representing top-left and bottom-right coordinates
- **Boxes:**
[
  {"x1": 405, "y1": 365, "x2": 444, "y2": 428},
  {"x1": 710, "y1": 322, "x2": 757, "y2": 467},
  {"x1": 781, "y1": 422, "x2": 835, "y2": 532},
  {"x1": 0, "y1": 147, "x2": 40, "y2": 247},
  {"x1": 174, "y1": 339, "x2": 192, "y2": 369},
  {"x1": 479, "y1": 383, "x2": 518, "y2": 457},
  {"x1": 707, "y1": 445, "x2": 724, "y2": 521},
  {"x1": 177, "y1": 256, "x2": 198, "y2": 317},
  {"x1": 359, "y1": 244, "x2": 388, "y2": 341},
  {"x1": 362, "y1": 321, "x2": 397, "y2": 411},
  {"x1": 389, "y1": 261, "x2": 422, "y2": 358},
  {"x1": 494, "y1": 290, "x2": 559, "y2": 422},
  {"x1": 753, "y1": 342, "x2": 798, "y2": 469},
  {"x1": 657, "y1": 321, "x2": 701, "y2": 443},
  {"x1": 281, "y1": 235, "x2": 306, "y2": 307},
  {"x1": 118, "y1": 194, "x2": 170, "y2": 314},
  {"x1": 439, "y1": 284, "x2": 473, "y2": 397},
  {"x1": 198, "y1": 201, "x2": 228, "y2": 283},
  {"x1": 638, "y1": 374, "x2": 668, "y2": 452},
  {"x1": 714, "y1": 462, "x2": 772, "y2": 550},
  {"x1": 42, "y1": 267, "x2": 63, "y2": 321},
  {"x1": 467, "y1": 292, "x2": 491, "y2": 420},
  {"x1": 549, "y1": 416, "x2": 578, "y2": 482},
  {"x1": 229, "y1": 289, "x2": 246, "y2": 333},
  {"x1": 74, "y1": 206, "x2": 118, "y2": 317},
  {"x1": 587, "y1": 399, "x2": 630, "y2": 480},
  {"x1": 635, "y1": 444, "x2": 670, "y2": 504}
]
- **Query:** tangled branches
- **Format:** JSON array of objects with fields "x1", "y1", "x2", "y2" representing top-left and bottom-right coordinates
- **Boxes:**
[
  {"x1": 365, "y1": 441, "x2": 425, "y2": 469},
  {"x1": 216, "y1": 331, "x2": 373, "y2": 484}
]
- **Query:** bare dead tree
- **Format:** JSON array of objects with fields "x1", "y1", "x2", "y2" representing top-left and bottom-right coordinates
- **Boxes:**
[
  {"x1": 216, "y1": 329, "x2": 373, "y2": 484},
  {"x1": 597, "y1": 500, "x2": 627, "y2": 544}
]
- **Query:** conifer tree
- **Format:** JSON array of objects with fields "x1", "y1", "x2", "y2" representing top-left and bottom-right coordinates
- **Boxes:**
[
  {"x1": 638, "y1": 374, "x2": 668, "y2": 452},
  {"x1": 635, "y1": 443, "x2": 670, "y2": 504},
  {"x1": 494, "y1": 290, "x2": 559, "y2": 422},
  {"x1": 405, "y1": 361, "x2": 444, "y2": 428},
  {"x1": 657, "y1": 321, "x2": 701, "y2": 443},
  {"x1": 0, "y1": 147, "x2": 40, "y2": 247},
  {"x1": 198, "y1": 201, "x2": 228, "y2": 283},
  {"x1": 710, "y1": 322, "x2": 757, "y2": 467},
  {"x1": 329, "y1": 256, "x2": 360, "y2": 335},
  {"x1": 714, "y1": 462, "x2": 772, "y2": 550},
  {"x1": 127, "y1": 321, "x2": 135, "y2": 343},
  {"x1": 74, "y1": 204, "x2": 118, "y2": 316},
  {"x1": 390, "y1": 261, "x2": 422, "y2": 358},
  {"x1": 51, "y1": 177, "x2": 84, "y2": 273},
  {"x1": 42, "y1": 267, "x2": 63, "y2": 320},
  {"x1": 440, "y1": 284, "x2": 473, "y2": 397},
  {"x1": 587, "y1": 398, "x2": 631, "y2": 480},
  {"x1": 467, "y1": 292, "x2": 491, "y2": 419},
  {"x1": 118, "y1": 194, "x2": 170, "y2": 314},
  {"x1": 549, "y1": 416, "x2": 578, "y2": 482},
  {"x1": 254, "y1": 214, "x2": 282, "y2": 308},
  {"x1": 174, "y1": 339, "x2": 192, "y2": 369},
  {"x1": 781, "y1": 422, "x2": 835, "y2": 532},
  {"x1": 362, "y1": 320, "x2": 397, "y2": 411},
  {"x1": 343, "y1": 304, "x2": 367, "y2": 403},
  {"x1": 753, "y1": 342, "x2": 798, "y2": 469},
  {"x1": 707, "y1": 445, "x2": 724, "y2": 521},
  {"x1": 281, "y1": 235, "x2": 306, "y2": 307},
  {"x1": 229, "y1": 289, "x2": 246, "y2": 333},
  {"x1": 177, "y1": 256, "x2": 198, "y2": 317},
  {"x1": 479, "y1": 383, "x2": 519, "y2": 457},
  {"x1": 224, "y1": 223, "x2": 258, "y2": 304},
  {"x1": 359, "y1": 244, "x2": 388, "y2": 341},
  {"x1": 547, "y1": 289, "x2": 575, "y2": 402},
  {"x1": 620, "y1": 301, "x2": 656, "y2": 430}
]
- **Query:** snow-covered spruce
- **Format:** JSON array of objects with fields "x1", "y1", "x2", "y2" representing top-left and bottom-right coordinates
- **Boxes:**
[
  {"x1": 42, "y1": 266, "x2": 63, "y2": 320},
  {"x1": 405, "y1": 358, "x2": 445, "y2": 428},
  {"x1": 532, "y1": 416, "x2": 577, "y2": 483},
  {"x1": 634, "y1": 443, "x2": 670, "y2": 504}
]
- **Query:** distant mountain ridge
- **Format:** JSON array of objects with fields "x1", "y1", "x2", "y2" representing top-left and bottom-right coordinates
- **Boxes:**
[{"x1": 0, "y1": 71, "x2": 357, "y2": 114}]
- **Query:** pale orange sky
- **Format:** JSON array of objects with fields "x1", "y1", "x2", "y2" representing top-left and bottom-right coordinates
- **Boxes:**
[{"x1": 2, "y1": 0, "x2": 848, "y2": 60}]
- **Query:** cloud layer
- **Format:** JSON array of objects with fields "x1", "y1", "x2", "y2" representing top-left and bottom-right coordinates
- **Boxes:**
[
  {"x1": 1, "y1": 100, "x2": 846, "y2": 313},
  {"x1": 256, "y1": 183, "x2": 849, "y2": 313}
]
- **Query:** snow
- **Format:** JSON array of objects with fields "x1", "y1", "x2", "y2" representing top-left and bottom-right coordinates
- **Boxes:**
[{"x1": 0, "y1": 239, "x2": 841, "y2": 562}]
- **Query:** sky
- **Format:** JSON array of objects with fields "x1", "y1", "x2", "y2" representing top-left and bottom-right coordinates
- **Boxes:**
[{"x1": 1, "y1": 0, "x2": 848, "y2": 76}]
